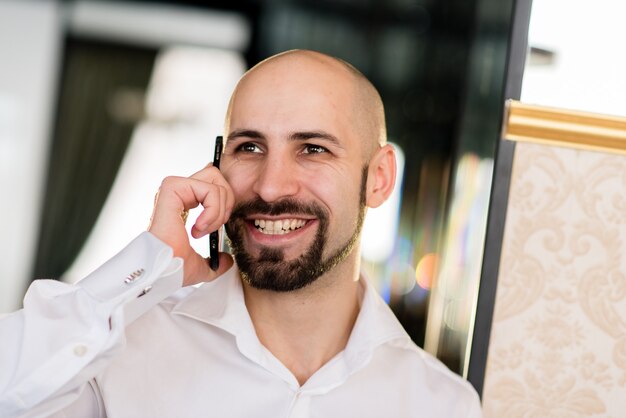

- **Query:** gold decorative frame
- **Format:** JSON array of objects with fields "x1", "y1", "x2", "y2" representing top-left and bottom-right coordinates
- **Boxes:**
[{"x1": 502, "y1": 100, "x2": 626, "y2": 154}]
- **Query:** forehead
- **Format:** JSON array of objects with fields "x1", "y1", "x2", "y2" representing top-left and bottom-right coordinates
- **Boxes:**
[{"x1": 228, "y1": 57, "x2": 358, "y2": 142}]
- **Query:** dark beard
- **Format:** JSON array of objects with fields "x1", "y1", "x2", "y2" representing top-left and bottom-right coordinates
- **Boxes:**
[{"x1": 224, "y1": 166, "x2": 368, "y2": 292}]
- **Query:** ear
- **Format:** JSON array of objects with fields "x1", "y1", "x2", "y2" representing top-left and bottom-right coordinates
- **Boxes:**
[{"x1": 366, "y1": 144, "x2": 397, "y2": 208}]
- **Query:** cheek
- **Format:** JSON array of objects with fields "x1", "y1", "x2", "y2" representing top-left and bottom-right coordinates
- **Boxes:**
[
  {"x1": 307, "y1": 169, "x2": 361, "y2": 215},
  {"x1": 222, "y1": 162, "x2": 255, "y2": 199}
]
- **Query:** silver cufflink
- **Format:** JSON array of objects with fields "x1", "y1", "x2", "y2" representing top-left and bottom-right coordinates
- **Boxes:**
[
  {"x1": 124, "y1": 268, "x2": 145, "y2": 284},
  {"x1": 137, "y1": 286, "x2": 152, "y2": 297}
]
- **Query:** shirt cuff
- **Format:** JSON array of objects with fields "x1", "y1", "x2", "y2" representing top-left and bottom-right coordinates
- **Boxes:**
[
  {"x1": 0, "y1": 232, "x2": 183, "y2": 417},
  {"x1": 77, "y1": 231, "x2": 183, "y2": 324}
]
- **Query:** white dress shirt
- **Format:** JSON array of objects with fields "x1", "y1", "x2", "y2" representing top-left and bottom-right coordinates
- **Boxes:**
[{"x1": 0, "y1": 232, "x2": 482, "y2": 418}]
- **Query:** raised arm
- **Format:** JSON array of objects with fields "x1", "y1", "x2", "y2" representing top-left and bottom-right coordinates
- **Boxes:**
[{"x1": 0, "y1": 164, "x2": 234, "y2": 417}]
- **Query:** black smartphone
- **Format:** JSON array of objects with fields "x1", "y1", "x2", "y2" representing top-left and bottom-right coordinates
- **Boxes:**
[{"x1": 209, "y1": 135, "x2": 223, "y2": 271}]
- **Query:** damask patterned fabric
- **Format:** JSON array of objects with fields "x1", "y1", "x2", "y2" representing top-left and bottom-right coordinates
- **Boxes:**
[{"x1": 482, "y1": 142, "x2": 626, "y2": 417}]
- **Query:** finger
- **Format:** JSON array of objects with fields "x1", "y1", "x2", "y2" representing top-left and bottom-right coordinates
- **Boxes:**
[
  {"x1": 193, "y1": 184, "x2": 223, "y2": 236},
  {"x1": 190, "y1": 165, "x2": 235, "y2": 213},
  {"x1": 156, "y1": 177, "x2": 222, "y2": 217},
  {"x1": 152, "y1": 178, "x2": 224, "y2": 250},
  {"x1": 154, "y1": 176, "x2": 201, "y2": 214},
  {"x1": 190, "y1": 164, "x2": 230, "y2": 189}
]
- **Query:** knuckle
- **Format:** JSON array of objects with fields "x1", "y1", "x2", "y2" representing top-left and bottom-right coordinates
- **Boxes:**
[
  {"x1": 160, "y1": 176, "x2": 179, "y2": 188},
  {"x1": 207, "y1": 165, "x2": 221, "y2": 175}
]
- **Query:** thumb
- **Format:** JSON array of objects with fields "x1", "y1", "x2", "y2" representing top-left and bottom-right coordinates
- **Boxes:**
[
  {"x1": 182, "y1": 252, "x2": 234, "y2": 287},
  {"x1": 213, "y1": 252, "x2": 235, "y2": 278}
]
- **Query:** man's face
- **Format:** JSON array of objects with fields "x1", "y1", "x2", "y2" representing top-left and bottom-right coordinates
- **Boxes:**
[{"x1": 220, "y1": 58, "x2": 369, "y2": 291}]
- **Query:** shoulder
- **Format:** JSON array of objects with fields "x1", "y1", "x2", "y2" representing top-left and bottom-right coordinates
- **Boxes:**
[{"x1": 372, "y1": 338, "x2": 481, "y2": 413}]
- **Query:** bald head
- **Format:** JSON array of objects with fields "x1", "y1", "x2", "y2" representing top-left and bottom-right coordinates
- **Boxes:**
[{"x1": 225, "y1": 50, "x2": 386, "y2": 160}]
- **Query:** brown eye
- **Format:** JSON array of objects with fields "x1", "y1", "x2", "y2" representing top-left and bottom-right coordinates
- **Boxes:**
[
  {"x1": 303, "y1": 144, "x2": 327, "y2": 154},
  {"x1": 236, "y1": 142, "x2": 263, "y2": 153}
]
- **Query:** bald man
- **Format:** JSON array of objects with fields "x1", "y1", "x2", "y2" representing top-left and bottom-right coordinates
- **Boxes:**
[{"x1": 0, "y1": 50, "x2": 482, "y2": 418}]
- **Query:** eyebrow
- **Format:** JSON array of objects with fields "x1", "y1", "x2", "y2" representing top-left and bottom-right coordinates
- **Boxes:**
[
  {"x1": 227, "y1": 129, "x2": 342, "y2": 147},
  {"x1": 227, "y1": 129, "x2": 264, "y2": 142},
  {"x1": 290, "y1": 131, "x2": 341, "y2": 147}
]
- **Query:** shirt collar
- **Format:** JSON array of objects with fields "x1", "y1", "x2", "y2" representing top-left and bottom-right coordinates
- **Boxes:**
[
  {"x1": 344, "y1": 274, "x2": 410, "y2": 357},
  {"x1": 171, "y1": 264, "x2": 411, "y2": 387},
  {"x1": 172, "y1": 264, "x2": 249, "y2": 333},
  {"x1": 171, "y1": 265, "x2": 267, "y2": 363}
]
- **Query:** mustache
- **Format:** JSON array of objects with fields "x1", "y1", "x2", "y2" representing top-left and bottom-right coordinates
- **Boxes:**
[{"x1": 229, "y1": 197, "x2": 328, "y2": 219}]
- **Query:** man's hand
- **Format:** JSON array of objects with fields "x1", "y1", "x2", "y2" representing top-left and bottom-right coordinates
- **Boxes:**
[{"x1": 148, "y1": 164, "x2": 235, "y2": 286}]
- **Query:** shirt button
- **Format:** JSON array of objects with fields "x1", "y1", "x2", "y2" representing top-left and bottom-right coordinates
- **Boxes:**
[{"x1": 73, "y1": 344, "x2": 88, "y2": 357}]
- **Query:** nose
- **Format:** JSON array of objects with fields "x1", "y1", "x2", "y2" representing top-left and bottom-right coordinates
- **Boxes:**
[{"x1": 252, "y1": 154, "x2": 300, "y2": 202}]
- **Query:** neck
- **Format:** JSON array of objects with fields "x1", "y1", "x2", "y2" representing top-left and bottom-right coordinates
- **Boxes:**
[{"x1": 242, "y1": 251, "x2": 362, "y2": 386}]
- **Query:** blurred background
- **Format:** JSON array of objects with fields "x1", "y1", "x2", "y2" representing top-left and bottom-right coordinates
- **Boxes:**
[{"x1": 0, "y1": 0, "x2": 523, "y2": 378}]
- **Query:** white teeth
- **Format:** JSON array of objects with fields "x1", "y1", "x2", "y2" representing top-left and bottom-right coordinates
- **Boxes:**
[{"x1": 253, "y1": 218, "x2": 307, "y2": 235}]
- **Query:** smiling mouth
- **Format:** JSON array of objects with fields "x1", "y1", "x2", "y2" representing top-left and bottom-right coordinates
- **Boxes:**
[{"x1": 253, "y1": 218, "x2": 308, "y2": 235}]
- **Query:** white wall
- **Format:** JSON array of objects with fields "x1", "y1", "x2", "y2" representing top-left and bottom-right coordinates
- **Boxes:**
[
  {"x1": 522, "y1": 0, "x2": 626, "y2": 116},
  {"x1": 0, "y1": 0, "x2": 62, "y2": 311}
]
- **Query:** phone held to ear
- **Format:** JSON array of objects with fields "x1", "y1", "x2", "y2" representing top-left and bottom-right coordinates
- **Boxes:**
[{"x1": 209, "y1": 135, "x2": 223, "y2": 271}]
